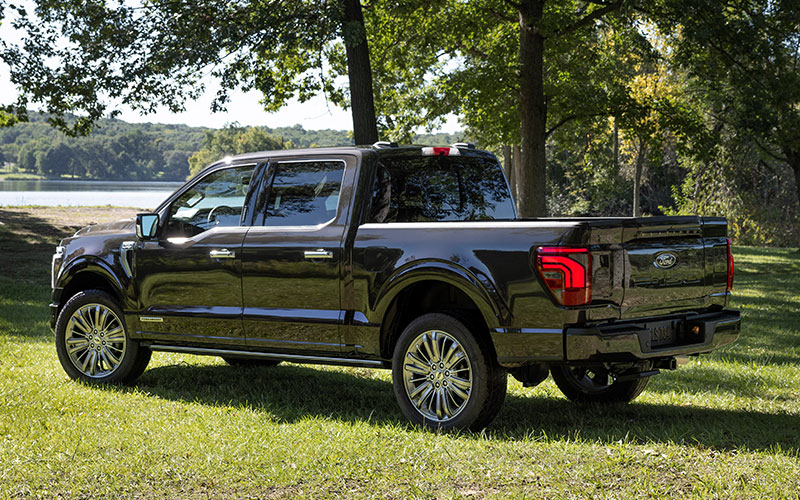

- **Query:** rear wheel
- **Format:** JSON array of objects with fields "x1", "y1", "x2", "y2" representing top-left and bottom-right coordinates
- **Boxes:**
[
  {"x1": 391, "y1": 313, "x2": 506, "y2": 431},
  {"x1": 55, "y1": 290, "x2": 151, "y2": 384},
  {"x1": 550, "y1": 363, "x2": 651, "y2": 403}
]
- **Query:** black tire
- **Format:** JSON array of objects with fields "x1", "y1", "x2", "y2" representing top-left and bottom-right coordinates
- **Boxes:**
[
  {"x1": 55, "y1": 289, "x2": 151, "y2": 384},
  {"x1": 222, "y1": 356, "x2": 281, "y2": 367},
  {"x1": 391, "y1": 312, "x2": 507, "y2": 431},
  {"x1": 550, "y1": 363, "x2": 650, "y2": 403}
]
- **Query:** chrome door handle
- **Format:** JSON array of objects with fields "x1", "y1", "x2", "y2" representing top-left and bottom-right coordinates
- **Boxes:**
[
  {"x1": 304, "y1": 249, "x2": 333, "y2": 260},
  {"x1": 210, "y1": 249, "x2": 236, "y2": 259}
]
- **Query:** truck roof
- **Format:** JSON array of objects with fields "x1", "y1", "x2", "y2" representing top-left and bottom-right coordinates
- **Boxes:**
[{"x1": 211, "y1": 143, "x2": 496, "y2": 167}]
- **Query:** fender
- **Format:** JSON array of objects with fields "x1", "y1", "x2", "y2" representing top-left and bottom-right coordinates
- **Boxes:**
[
  {"x1": 56, "y1": 255, "x2": 127, "y2": 307},
  {"x1": 371, "y1": 259, "x2": 509, "y2": 329}
]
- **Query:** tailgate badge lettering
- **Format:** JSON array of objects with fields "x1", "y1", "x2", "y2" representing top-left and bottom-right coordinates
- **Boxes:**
[{"x1": 654, "y1": 252, "x2": 678, "y2": 269}]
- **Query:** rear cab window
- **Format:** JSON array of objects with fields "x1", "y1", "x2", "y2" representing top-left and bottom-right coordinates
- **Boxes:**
[{"x1": 367, "y1": 154, "x2": 516, "y2": 223}]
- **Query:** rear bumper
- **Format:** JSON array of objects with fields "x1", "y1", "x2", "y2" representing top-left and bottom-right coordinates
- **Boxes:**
[{"x1": 564, "y1": 309, "x2": 740, "y2": 361}]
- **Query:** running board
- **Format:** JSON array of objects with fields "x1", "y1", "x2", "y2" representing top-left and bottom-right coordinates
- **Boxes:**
[{"x1": 147, "y1": 344, "x2": 385, "y2": 368}]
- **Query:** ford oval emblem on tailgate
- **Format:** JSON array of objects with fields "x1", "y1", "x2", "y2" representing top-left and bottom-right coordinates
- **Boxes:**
[{"x1": 654, "y1": 252, "x2": 678, "y2": 269}]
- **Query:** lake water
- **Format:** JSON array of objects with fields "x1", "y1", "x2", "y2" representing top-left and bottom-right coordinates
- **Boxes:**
[{"x1": 0, "y1": 179, "x2": 183, "y2": 209}]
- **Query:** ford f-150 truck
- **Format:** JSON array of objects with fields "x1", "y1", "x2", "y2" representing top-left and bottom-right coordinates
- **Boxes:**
[{"x1": 50, "y1": 143, "x2": 740, "y2": 430}]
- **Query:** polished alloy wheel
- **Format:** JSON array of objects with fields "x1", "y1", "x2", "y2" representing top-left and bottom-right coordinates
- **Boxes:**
[
  {"x1": 402, "y1": 329, "x2": 473, "y2": 422},
  {"x1": 64, "y1": 303, "x2": 126, "y2": 378}
]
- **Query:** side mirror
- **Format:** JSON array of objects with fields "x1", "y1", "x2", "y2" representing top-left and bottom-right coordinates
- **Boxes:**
[{"x1": 136, "y1": 213, "x2": 159, "y2": 240}]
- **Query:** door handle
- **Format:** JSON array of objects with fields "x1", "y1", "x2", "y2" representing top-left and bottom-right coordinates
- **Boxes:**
[
  {"x1": 210, "y1": 249, "x2": 236, "y2": 259},
  {"x1": 304, "y1": 249, "x2": 333, "y2": 260}
]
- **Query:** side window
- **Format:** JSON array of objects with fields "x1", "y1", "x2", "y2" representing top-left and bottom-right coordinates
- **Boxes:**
[
  {"x1": 263, "y1": 161, "x2": 344, "y2": 226},
  {"x1": 166, "y1": 165, "x2": 256, "y2": 238},
  {"x1": 367, "y1": 156, "x2": 515, "y2": 223}
]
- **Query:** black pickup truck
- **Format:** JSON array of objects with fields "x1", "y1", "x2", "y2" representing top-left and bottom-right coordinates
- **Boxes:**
[{"x1": 50, "y1": 143, "x2": 740, "y2": 430}]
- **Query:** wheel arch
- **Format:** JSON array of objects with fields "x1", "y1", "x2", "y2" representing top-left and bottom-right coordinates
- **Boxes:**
[
  {"x1": 375, "y1": 262, "x2": 503, "y2": 361},
  {"x1": 57, "y1": 258, "x2": 126, "y2": 313}
]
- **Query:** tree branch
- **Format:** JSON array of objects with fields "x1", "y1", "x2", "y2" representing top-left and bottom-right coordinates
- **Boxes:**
[
  {"x1": 488, "y1": 7, "x2": 517, "y2": 23},
  {"x1": 550, "y1": 1, "x2": 623, "y2": 39},
  {"x1": 545, "y1": 112, "x2": 606, "y2": 137},
  {"x1": 752, "y1": 135, "x2": 788, "y2": 163},
  {"x1": 454, "y1": 42, "x2": 489, "y2": 61}
]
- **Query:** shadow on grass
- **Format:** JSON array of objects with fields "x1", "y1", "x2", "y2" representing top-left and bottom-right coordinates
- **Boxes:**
[
  {"x1": 0, "y1": 208, "x2": 80, "y2": 283},
  {"x1": 124, "y1": 361, "x2": 800, "y2": 454}
]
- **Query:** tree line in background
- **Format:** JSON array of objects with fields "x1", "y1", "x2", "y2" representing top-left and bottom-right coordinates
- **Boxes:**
[
  {"x1": 1, "y1": 1, "x2": 798, "y2": 245},
  {"x1": 0, "y1": 113, "x2": 463, "y2": 181}
]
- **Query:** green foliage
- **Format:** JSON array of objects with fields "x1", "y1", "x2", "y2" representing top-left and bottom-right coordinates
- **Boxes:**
[
  {"x1": 0, "y1": 1, "x2": 375, "y2": 138},
  {"x1": 0, "y1": 113, "x2": 206, "y2": 180},
  {"x1": 188, "y1": 125, "x2": 288, "y2": 177}
]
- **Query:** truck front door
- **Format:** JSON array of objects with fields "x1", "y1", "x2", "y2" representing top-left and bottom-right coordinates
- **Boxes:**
[{"x1": 132, "y1": 163, "x2": 260, "y2": 345}]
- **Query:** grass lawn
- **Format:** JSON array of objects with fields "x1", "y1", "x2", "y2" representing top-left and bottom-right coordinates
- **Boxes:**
[{"x1": 1, "y1": 206, "x2": 799, "y2": 499}]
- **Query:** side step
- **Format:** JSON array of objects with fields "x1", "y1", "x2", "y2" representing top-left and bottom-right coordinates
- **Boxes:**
[{"x1": 147, "y1": 345, "x2": 384, "y2": 368}]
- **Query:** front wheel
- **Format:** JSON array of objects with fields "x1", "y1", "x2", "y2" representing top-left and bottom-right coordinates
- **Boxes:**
[
  {"x1": 391, "y1": 313, "x2": 506, "y2": 431},
  {"x1": 55, "y1": 290, "x2": 151, "y2": 384},
  {"x1": 550, "y1": 363, "x2": 651, "y2": 403}
]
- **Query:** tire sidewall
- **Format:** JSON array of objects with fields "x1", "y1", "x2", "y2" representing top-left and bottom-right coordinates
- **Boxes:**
[
  {"x1": 54, "y1": 290, "x2": 142, "y2": 384},
  {"x1": 550, "y1": 363, "x2": 650, "y2": 403},
  {"x1": 391, "y1": 312, "x2": 501, "y2": 431}
]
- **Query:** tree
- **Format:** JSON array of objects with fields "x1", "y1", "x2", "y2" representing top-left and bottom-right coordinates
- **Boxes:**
[
  {"x1": 653, "y1": 0, "x2": 800, "y2": 209},
  {"x1": 368, "y1": 1, "x2": 646, "y2": 217},
  {"x1": 0, "y1": 1, "x2": 378, "y2": 143},
  {"x1": 188, "y1": 125, "x2": 287, "y2": 177}
]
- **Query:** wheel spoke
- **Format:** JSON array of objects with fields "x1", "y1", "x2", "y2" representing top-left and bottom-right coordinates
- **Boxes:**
[
  {"x1": 449, "y1": 382, "x2": 470, "y2": 400},
  {"x1": 71, "y1": 312, "x2": 92, "y2": 334},
  {"x1": 430, "y1": 331, "x2": 441, "y2": 363},
  {"x1": 100, "y1": 348, "x2": 120, "y2": 370},
  {"x1": 98, "y1": 307, "x2": 110, "y2": 332},
  {"x1": 444, "y1": 350, "x2": 466, "y2": 371},
  {"x1": 421, "y1": 332, "x2": 436, "y2": 363},
  {"x1": 441, "y1": 389, "x2": 454, "y2": 417},
  {"x1": 404, "y1": 361, "x2": 429, "y2": 376},
  {"x1": 415, "y1": 384, "x2": 434, "y2": 409},
  {"x1": 93, "y1": 305, "x2": 102, "y2": 330},
  {"x1": 105, "y1": 327, "x2": 124, "y2": 343},
  {"x1": 409, "y1": 381, "x2": 432, "y2": 399},
  {"x1": 67, "y1": 338, "x2": 89, "y2": 354}
]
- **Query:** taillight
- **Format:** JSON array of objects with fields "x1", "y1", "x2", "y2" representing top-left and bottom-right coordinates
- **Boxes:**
[
  {"x1": 726, "y1": 238, "x2": 734, "y2": 292},
  {"x1": 534, "y1": 247, "x2": 592, "y2": 306}
]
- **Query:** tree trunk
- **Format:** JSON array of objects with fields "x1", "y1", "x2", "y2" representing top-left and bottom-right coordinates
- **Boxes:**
[
  {"x1": 342, "y1": 0, "x2": 378, "y2": 145},
  {"x1": 785, "y1": 148, "x2": 800, "y2": 210},
  {"x1": 633, "y1": 140, "x2": 648, "y2": 217},
  {"x1": 612, "y1": 119, "x2": 619, "y2": 175},
  {"x1": 513, "y1": 144, "x2": 523, "y2": 213},
  {"x1": 517, "y1": 0, "x2": 547, "y2": 218},
  {"x1": 502, "y1": 145, "x2": 515, "y2": 201}
]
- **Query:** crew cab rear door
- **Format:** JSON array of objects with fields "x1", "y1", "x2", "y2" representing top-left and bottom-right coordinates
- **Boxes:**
[{"x1": 241, "y1": 155, "x2": 356, "y2": 354}]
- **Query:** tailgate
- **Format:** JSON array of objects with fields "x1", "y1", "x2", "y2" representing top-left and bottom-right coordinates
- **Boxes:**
[{"x1": 582, "y1": 216, "x2": 729, "y2": 320}]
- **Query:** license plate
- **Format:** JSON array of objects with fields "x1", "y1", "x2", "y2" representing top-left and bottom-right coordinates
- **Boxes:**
[{"x1": 648, "y1": 321, "x2": 677, "y2": 347}]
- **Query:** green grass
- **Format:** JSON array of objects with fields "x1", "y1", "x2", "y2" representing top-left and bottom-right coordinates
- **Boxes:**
[{"x1": 1, "y1": 207, "x2": 800, "y2": 498}]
